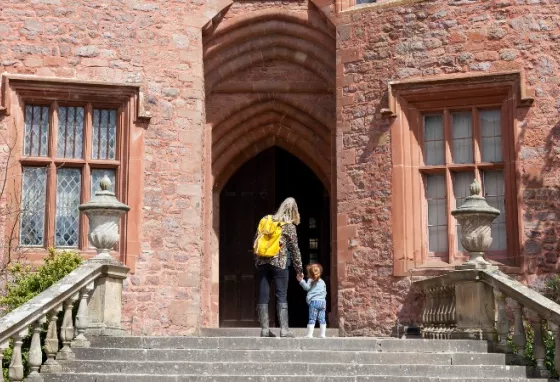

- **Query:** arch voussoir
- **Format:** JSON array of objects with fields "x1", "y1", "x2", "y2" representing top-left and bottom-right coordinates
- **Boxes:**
[
  {"x1": 213, "y1": 127, "x2": 330, "y2": 193},
  {"x1": 206, "y1": 47, "x2": 334, "y2": 95},
  {"x1": 213, "y1": 100, "x2": 330, "y2": 144}
]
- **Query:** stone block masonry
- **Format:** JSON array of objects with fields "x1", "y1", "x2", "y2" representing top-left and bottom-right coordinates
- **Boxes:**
[
  {"x1": 334, "y1": 0, "x2": 560, "y2": 335},
  {"x1": 0, "y1": 0, "x2": 559, "y2": 337}
]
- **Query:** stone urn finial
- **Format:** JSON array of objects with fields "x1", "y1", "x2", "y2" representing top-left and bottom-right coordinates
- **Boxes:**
[
  {"x1": 79, "y1": 175, "x2": 130, "y2": 263},
  {"x1": 451, "y1": 179, "x2": 500, "y2": 270}
]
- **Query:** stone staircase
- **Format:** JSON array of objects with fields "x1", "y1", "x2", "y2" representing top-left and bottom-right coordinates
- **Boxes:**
[{"x1": 43, "y1": 330, "x2": 551, "y2": 382}]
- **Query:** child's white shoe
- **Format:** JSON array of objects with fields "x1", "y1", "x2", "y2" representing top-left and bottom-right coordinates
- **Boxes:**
[
  {"x1": 319, "y1": 324, "x2": 327, "y2": 338},
  {"x1": 305, "y1": 324, "x2": 314, "y2": 338}
]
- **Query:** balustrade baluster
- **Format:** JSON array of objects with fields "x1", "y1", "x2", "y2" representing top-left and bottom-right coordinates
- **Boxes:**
[
  {"x1": 527, "y1": 311, "x2": 550, "y2": 378},
  {"x1": 450, "y1": 286, "x2": 456, "y2": 327},
  {"x1": 73, "y1": 283, "x2": 94, "y2": 347},
  {"x1": 0, "y1": 340, "x2": 8, "y2": 379},
  {"x1": 494, "y1": 289, "x2": 511, "y2": 353},
  {"x1": 446, "y1": 285, "x2": 455, "y2": 338},
  {"x1": 437, "y1": 287, "x2": 444, "y2": 338},
  {"x1": 9, "y1": 329, "x2": 28, "y2": 382},
  {"x1": 548, "y1": 322, "x2": 560, "y2": 378},
  {"x1": 510, "y1": 300, "x2": 526, "y2": 356},
  {"x1": 423, "y1": 288, "x2": 432, "y2": 338},
  {"x1": 27, "y1": 316, "x2": 47, "y2": 381},
  {"x1": 421, "y1": 290, "x2": 428, "y2": 338},
  {"x1": 57, "y1": 294, "x2": 79, "y2": 361},
  {"x1": 42, "y1": 305, "x2": 63, "y2": 373},
  {"x1": 430, "y1": 288, "x2": 436, "y2": 338}
]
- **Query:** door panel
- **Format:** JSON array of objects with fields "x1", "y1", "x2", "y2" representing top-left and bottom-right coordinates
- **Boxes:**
[{"x1": 219, "y1": 149, "x2": 275, "y2": 327}]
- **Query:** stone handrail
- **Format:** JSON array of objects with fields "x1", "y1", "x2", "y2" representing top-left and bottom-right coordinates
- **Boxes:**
[
  {"x1": 414, "y1": 268, "x2": 560, "y2": 378},
  {"x1": 0, "y1": 258, "x2": 128, "y2": 381},
  {"x1": 0, "y1": 176, "x2": 131, "y2": 381}
]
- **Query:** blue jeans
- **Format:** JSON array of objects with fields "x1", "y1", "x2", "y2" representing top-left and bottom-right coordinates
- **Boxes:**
[
  {"x1": 308, "y1": 300, "x2": 326, "y2": 325},
  {"x1": 257, "y1": 264, "x2": 289, "y2": 304}
]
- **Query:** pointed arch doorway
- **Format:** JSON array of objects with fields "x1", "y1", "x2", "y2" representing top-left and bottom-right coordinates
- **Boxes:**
[{"x1": 219, "y1": 146, "x2": 331, "y2": 328}]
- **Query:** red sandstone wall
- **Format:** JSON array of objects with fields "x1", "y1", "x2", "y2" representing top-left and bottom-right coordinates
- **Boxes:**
[
  {"x1": 1, "y1": 0, "x2": 559, "y2": 337},
  {"x1": 0, "y1": 0, "x2": 210, "y2": 335},
  {"x1": 335, "y1": 0, "x2": 560, "y2": 335}
]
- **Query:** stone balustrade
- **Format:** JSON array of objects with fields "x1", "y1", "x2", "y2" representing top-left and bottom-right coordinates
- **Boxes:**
[
  {"x1": 0, "y1": 176, "x2": 130, "y2": 381},
  {"x1": 415, "y1": 269, "x2": 560, "y2": 378},
  {"x1": 415, "y1": 178, "x2": 560, "y2": 377},
  {"x1": 416, "y1": 180, "x2": 560, "y2": 377},
  {"x1": 0, "y1": 259, "x2": 128, "y2": 381}
]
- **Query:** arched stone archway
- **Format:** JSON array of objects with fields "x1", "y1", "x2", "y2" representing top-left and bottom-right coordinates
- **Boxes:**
[{"x1": 200, "y1": 3, "x2": 336, "y2": 327}]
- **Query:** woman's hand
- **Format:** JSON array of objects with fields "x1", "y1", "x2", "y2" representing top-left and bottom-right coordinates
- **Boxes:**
[{"x1": 296, "y1": 273, "x2": 304, "y2": 282}]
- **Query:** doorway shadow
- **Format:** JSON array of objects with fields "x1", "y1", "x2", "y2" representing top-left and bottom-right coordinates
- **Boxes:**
[{"x1": 219, "y1": 146, "x2": 331, "y2": 328}]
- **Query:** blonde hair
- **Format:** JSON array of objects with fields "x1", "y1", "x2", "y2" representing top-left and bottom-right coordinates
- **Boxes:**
[
  {"x1": 272, "y1": 197, "x2": 300, "y2": 225},
  {"x1": 307, "y1": 263, "x2": 323, "y2": 281}
]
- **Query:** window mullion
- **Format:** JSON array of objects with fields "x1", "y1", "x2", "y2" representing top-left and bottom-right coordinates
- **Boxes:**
[
  {"x1": 443, "y1": 109, "x2": 452, "y2": 166},
  {"x1": 49, "y1": 102, "x2": 58, "y2": 159},
  {"x1": 445, "y1": 168, "x2": 455, "y2": 265},
  {"x1": 80, "y1": 104, "x2": 93, "y2": 248},
  {"x1": 472, "y1": 107, "x2": 481, "y2": 165},
  {"x1": 44, "y1": 161, "x2": 57, "y2": 248},
  {"x1": 84, "y1": 104, "x2": 92, "y2": 162}
]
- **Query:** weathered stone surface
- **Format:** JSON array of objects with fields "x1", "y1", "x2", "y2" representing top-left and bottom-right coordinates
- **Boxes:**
[{"x1": 0, "y1": 0, "x2": 559, "y2": 338}]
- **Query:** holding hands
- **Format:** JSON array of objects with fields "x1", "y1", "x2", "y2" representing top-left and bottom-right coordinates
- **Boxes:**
[{"x1": 296, "y1": 273, "x2": 304, "y2": 282}]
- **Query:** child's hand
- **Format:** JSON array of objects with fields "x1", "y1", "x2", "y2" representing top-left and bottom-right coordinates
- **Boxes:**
[{"x1": 296, "y1": 274, "x2": 303, "y2": 282}]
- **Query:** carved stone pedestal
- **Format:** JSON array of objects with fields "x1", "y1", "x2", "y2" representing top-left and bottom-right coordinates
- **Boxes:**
[{"x1": 454, "y1": 280, "x2": 498, "y2": 341}]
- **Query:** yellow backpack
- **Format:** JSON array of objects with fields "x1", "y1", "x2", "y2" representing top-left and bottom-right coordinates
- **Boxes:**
[{"x1": 253, "y1": 215, "x2": 286, "y2": 258}]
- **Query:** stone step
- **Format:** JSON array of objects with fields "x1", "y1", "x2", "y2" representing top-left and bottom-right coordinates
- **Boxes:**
[
  {"x1": 88, "y1": 336, "x2": 492, "y2": 353},
  {"x1": 58, "y1": 361, "x2": 530, "y2": 378},
  {"x1": 72, "y1": 347, "x2": 506, "y2": 365},
  {"x1": 197, "y1": 327, "x2": 340, "y2": 337},
  {"x1": 43, "y1": 374, "x2": 549, "y2": 382}
]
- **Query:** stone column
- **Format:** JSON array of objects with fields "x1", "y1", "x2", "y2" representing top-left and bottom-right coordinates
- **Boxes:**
[{"x1": 79, "y1": 175, "x2": 130, "y2": 336}]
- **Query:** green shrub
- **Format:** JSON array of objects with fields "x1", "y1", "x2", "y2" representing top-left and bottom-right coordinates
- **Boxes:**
[{"x1": 1, "y1": 249, "x2": 82, "y2": 381}]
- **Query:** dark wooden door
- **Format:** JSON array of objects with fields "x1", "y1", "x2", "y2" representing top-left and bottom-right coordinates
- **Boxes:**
[
  {"x1": 219, "y1": 149, "x2": 275, "y2": 327},
  {"x1": 219, "y1": 147, "x2": 330, "y2": 328}
]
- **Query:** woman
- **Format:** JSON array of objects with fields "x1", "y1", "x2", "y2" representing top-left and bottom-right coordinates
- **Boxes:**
[{"x1": 254, "y1": 197, "x2": 304, "y2": 338}]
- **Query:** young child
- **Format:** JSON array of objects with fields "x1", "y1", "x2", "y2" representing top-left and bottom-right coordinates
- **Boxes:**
[{"x1": 297, "y1": 263, "x2": 327, "y2": 338}]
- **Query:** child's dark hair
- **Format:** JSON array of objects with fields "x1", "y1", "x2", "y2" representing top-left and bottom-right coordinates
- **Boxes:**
[{"x1": 306, "y1": 263, "x2": 323, "y2": 281}]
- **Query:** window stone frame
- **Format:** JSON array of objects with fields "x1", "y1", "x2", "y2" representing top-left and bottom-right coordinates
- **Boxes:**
[
  {"x1": 387, "y1": 71, "x2": 533, "y2": 276},
  {"x1": 1, "y1": 74, "x2": 149, "y2": 270}
]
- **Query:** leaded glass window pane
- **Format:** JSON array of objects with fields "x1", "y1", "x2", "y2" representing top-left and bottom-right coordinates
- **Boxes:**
[
  {"x1": 57, "y1": 106, "x2": 85, "y2": 158},
  {"x1": 483, "y1": 170, "x2": 507, "y2": 251},
  {"x1": 20, "y1": 167, "x2": 47, "y2": 246},
  {"x1": 480, "y1": 110, "x2": 502, "y2": 162},
  {"x1": 91, "y1": 169, "x2": 116, "y2": 197},
  {"x1": 24, "y1": 105, "x2": 50, "y2": 157},
  {"x1": 453, "y1": 172, "x2": 474, "y2": 252},
  {"x1": 92, "y1": 108, "x2": 117, "y2": 160},
  {"x1": 424, "y1": 115, "x2": 445, "y2": 165},
  {"x1": 452, "y1": 112, "x2": 473, "y2": 164},
  {"x1": 55, "y1": 168, "x2": 81, "y2": 247},
  {"x1": 426, "y1": 174, "x2": 448, "y2": 253}
]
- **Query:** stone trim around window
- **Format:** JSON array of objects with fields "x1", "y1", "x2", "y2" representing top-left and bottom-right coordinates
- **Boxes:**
[
  {"x1": 388, "y1": 71, "x2": 533, "y2": 277},
  {"x1": 1, "y1": 74, "x2": 149, "y2": 272}
]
